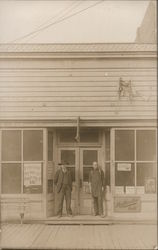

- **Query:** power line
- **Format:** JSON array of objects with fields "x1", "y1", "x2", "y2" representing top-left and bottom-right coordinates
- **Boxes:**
[
  {"x1": 10, "y1": 0, "x2": 104, "y2": 43},
  {"x1": 24, "y1": 1, "x2": 83, "y2": 42},
  {"x1": 33, "y1": 1, "x2": 82, "y2": 31}
]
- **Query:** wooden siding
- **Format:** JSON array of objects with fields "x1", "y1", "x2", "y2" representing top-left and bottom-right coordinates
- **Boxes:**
[{"x1": 0, "y1": 58, "x2": 157, "y2": 120}]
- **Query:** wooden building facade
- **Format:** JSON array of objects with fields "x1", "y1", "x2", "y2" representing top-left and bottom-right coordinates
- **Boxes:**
[{"x1": 0, "y1": 43, "x2": 157, "y2": 222}]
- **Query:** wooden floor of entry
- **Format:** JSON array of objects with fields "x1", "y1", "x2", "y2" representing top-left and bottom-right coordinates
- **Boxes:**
[
  {"x1": 1, "y1": 223, "x2": 157, "y2": 250},
  {"x1": 45, "y1": 215, "x2": 112, "y2": 225}
]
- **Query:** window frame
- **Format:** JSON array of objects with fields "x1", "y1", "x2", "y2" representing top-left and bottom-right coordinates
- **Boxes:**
[
  {"x1": 0, "y1": 128, "x2": 44, "y2": 195},
  {"x1": 113, "y1": 128, "x2": 157, "y2": 196},
  {"x1": 57, "y1": 128, "x2": 102, "y2": 147}
]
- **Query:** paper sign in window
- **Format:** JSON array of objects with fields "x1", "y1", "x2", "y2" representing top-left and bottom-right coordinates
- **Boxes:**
[
  {"x1": 117, "y1": 163, "x2": 131, "y2": 171},
  {"x1": 24, "y1": 163, "x2": 41, "y2": 187}
]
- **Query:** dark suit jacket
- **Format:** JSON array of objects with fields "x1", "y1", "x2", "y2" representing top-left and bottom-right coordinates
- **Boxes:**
[
  {"x1": 89, "y1": 168, "x2": 105, "y2": 197},
  {"x1": 54, "y1": 169, "x2": 72, "y2": 193}
]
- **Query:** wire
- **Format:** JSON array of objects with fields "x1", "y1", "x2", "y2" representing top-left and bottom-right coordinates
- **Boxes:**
[
  {"x1": 24, "y1": 1, "x2": 83, "y2": 42},
  {"x1": 10, "y1": 0, "x2": 104, "y2": 43},
  {"x1": 34, "y1": 2, "x2": 82, "y2": 31}
]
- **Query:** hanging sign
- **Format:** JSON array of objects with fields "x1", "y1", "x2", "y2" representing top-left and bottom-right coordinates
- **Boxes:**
[
  {"x1": 117, "y1": 163, "x2": 131, "y2": 171},
  {"x1": 24, "y1": 163, "x2": 42, "y2": 187}
]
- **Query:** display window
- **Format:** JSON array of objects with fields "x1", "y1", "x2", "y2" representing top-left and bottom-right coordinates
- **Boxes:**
[
  {"x1": 1, "y1": 129, "x2": 44, "y2": 194},
  {"x1": 114, "y1": 129, "x2": 157, "y2": 195}
]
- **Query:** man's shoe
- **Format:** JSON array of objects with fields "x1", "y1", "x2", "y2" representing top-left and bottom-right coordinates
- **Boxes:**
[
  {"x1": 100, "y1": 214, "x2": 105, "y2": 218},
  {"x1": 57, "y1": 214, "x2": 62, "y2": 218},
  {"x1": 67, "y1": 214, "x2": 73, "y2": 218}
]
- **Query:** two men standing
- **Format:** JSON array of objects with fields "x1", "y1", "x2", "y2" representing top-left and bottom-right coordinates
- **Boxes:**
[{"x1": 54, "y1": 161, "x2": 105, "y2": 218}]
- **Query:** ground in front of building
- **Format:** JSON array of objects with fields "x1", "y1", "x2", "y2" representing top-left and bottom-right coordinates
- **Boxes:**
[{"x1": 1, "y1": 223, "x2": 157, "y2": 250}]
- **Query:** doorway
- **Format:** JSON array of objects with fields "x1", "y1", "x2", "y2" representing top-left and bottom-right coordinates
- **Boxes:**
[{"x1": 57, "y1": 147, "x2": 101, "y2": 215}]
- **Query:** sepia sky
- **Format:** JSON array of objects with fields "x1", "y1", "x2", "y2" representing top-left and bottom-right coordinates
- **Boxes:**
[{"x1": 0, "y1": 0, "x2": 150, "y2": 43}]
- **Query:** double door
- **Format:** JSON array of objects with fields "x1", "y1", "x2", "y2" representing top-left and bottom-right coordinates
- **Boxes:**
[{"x1": 58, "y1": 147, "x2": 101, "y2": 215}]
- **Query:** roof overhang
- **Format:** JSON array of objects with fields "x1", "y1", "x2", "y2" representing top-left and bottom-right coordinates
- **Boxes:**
[{"x1": 0, "y1": 43, "x2": 157, "y2": 59}]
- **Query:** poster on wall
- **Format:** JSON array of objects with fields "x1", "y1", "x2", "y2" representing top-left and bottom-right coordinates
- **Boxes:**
[{"x1": 24, "y1": 163, "x2": 42, "y2": 186}]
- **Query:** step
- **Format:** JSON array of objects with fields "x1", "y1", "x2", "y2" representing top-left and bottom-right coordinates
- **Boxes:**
[{"x1": 45, "y1": 215, "x2": 112, "y2": 225}]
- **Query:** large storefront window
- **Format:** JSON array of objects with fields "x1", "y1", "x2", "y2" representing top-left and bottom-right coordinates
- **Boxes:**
[
  {"x1": 114, "y1": 129, "x2": 157, "y2": 195},
  {"x1": 115, "y1": 130, "x2": 134, "y2": 161},
  {"x1": 2, "y1": 130, "x2": 21, "y2": 161},
  {"x1": 136, "y1": 130, "x2": 156, "y2": 161},
  {"x1": 23, "y1": 130, "x2": 43, "y2": 161},
  {"x1": 2, "y1": 163, "x2": 21, "y2": 194},
  {"x1": 1, "y1": 129, "x2": 43, "y2": 194}
]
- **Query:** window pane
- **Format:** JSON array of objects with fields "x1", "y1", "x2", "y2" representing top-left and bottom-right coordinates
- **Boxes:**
[
  {"x1": 115, "y1": 163, "x2": 135, "y2": 186},
  {"x1": 48, "y1": 132, "x2": 53, "y2": 161},
  {"x1": 67, "y1": 167, "x2": 75, "y2": 182},
  {"x1": 136, "y1": 163, "x2": 156, "y2": 187},
  {"x1": 83, "y1": 167, "x2": 92, "y2": 182},
  {"x1": 2, "y1": 130, "x2": 21, "y2": 161},
  {"x1": 2, "y1": 163, "x2": 21, "y2": 194},
  {"x1": 59, "y1": 128, "x2": 99, "y2": 143},
  {"x1": 83, "y1": 150, "x2": 98, "y2": 165},
  {"x1": 136, "y1": 130, "x2": 156, "y2": 161},
  {"x1": 80, "y1": 128, "x2": 99, "y2": 143},
  {"x1": 115, "y1": 130, "x2": 134, "y2": 161},
  {"x1": 105, "y1": 131, "x2": 110, "y2": 161},
  {"x1": 23, "y1": 130, "x2": 43, "y2": 161},
  {"x1": 105, "y1": 162, "x2": 110, "y2": 186},
  {"x1": 61, "y1": 150, "x2": 75, "y2": 165},
  {"x1": 59, "y1": 129, "x2": 76, "y2": 143}
]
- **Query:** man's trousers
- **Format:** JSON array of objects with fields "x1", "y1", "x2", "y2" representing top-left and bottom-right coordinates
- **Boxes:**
[
  {"x1": 57, "y1": 184, "x2": 72, "y2": 216},
  {"x1": 92, "y1": 194, "x2": 103, "y2": 215}
]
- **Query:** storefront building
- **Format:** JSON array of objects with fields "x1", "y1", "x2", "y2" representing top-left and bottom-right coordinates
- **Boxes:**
[{"x1": 0, "y1": 43, "x2": 157, "y2": 222}]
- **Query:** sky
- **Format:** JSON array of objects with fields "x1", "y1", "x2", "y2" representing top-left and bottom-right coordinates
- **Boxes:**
[{"x1": 0, "y1": 0, "x2": 150, "y2": 43}]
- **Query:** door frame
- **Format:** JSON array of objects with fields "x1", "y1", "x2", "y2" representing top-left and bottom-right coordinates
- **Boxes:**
[
  {"x1": 79, "y1": 147, "x2": 102, "y2": 215},
  {"x1": 57, "y1": 146, "x2": 102, "y2": 215}
]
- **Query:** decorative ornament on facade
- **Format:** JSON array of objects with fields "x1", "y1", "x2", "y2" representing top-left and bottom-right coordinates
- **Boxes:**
[
  {"x1": 118, "y1": 77, "x2": 152, "y2": 102},
  {"x1": 118, "y1": 77, "x2": 133, "y2": 101}
]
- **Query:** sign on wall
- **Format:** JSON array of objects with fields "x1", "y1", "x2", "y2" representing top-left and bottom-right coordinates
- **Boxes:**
[
  {"x1": 114, "y1": 196, "x2": 141, "y2": 212},
  {"x1": 24, "y1": 163, "x2": 42, "y2": 186},
  {"x1": 117, "y1": 163, "x2": 131, "y2": 171}
]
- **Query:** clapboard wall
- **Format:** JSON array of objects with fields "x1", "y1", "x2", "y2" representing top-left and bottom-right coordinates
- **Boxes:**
[{"x1": 0, "y1": 44, "x2": 157, "y2": 121}]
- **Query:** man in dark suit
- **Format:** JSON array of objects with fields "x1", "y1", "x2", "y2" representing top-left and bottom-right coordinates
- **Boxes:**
[
  {"x1": 89, "y1": 161, "x2": 105, "y2": 217},
  {"x1": 54, "y1": 163, "x2": 73, "y2": 218}
]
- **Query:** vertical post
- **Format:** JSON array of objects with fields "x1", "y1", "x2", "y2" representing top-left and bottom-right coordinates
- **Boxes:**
[
  {"x1": 0, "y1": 130, "x2": 2, "y2": 237},
  {"x1": 134, "y1": 129, "x2": 136, "y2": 194},
  {"x1": 76, "y1": 147, "x2": 80, "y2": 215},
  {"x1": 43, "y1": 128, "x2": 48, "y2": 219},
  {"x1": 53, "y1": 129, "x2": 57, "y2": 216},
  {"x1": 108, "y1": 128, "x2": 115, "y2": 217},
  {"x1": 101, "y1": 129, "x2": 106, "y2": 216}
]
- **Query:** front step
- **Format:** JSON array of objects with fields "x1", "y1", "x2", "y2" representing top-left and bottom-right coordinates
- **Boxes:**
[
  {"x1": 45, "y1": 215, "x2": 112, "y2": 225},
  {"x1": 44, "y1": 216, "x2": 157, "y2": 225}
]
